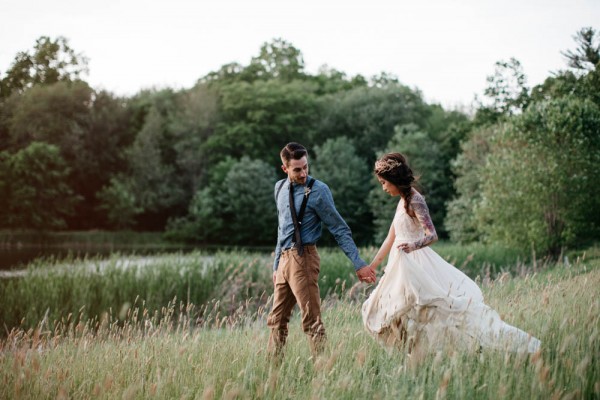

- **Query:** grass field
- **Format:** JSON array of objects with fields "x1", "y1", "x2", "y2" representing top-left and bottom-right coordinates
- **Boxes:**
[{"x1": 1, "y1": 245, "x2": 598, "y2": 399}]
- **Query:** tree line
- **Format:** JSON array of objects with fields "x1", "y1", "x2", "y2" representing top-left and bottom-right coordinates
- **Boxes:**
[{"x1": 1, "y1": 29, "x2": 598, "y2": 257}]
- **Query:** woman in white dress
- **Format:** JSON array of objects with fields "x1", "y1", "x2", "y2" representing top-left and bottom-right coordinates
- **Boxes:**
[{"x1": 362, "y1": 153, "x2": 540, "y2": 353}]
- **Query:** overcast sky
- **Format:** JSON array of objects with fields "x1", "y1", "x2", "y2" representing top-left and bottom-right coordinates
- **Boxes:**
[{"x1": 1, "y1": 0, "x2": 598, "y2": 109}]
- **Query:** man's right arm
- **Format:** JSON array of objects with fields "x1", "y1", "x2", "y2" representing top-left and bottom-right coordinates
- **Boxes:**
[{"x1": 314, "y1": 182, "x2": 368, "y2": 271}]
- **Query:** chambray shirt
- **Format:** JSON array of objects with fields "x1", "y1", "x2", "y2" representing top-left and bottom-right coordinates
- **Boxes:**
[{"x1": 273, "y1": 176, "x2": 367, "y2": 271}]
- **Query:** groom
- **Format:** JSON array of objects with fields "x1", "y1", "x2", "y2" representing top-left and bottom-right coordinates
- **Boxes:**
[{"x1": 267, "y1": 142, "x2": 375, "y2": 359}]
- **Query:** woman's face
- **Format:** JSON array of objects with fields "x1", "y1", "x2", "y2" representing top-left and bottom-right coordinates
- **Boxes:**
[{"x1": 377, "y1": 176, "x2": 400, "y2": 197}]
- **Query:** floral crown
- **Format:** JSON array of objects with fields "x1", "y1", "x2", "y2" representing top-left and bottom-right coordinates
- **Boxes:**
[{"x1": 374, "y1": 158, "x2": 403, "y2": 174}]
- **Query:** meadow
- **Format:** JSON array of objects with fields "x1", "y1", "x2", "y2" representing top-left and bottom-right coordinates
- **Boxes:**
[{"x1": 1, "y1": 244, "x2": 598, "y2": 399}]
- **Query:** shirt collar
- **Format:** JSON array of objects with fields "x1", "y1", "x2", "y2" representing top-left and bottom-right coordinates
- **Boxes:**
[{"x1": 288, "y1": 175, "x2": 312, "y2": 188}]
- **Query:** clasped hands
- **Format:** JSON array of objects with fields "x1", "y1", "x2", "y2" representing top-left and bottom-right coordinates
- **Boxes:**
[
  {"x1": 356, "y1": 241, "x2": 419, "y2": 284},
  {"x1": 356, "y1": 265, "x2": 376, "y2": 284}
]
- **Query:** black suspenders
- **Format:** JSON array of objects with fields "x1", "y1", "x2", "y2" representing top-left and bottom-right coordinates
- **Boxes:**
[{"x1": 277, "y1": 178, "x2": 315, "y2": 255}]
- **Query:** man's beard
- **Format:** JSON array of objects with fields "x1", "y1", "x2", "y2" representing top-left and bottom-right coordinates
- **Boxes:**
[{"x1": 293, "y1": 177, "x2": 307, "y2": 185}]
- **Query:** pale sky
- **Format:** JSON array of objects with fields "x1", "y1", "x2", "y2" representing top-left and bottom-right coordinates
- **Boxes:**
[{"x1": 1, "y1": 0, "x2": 598, "y2": 109}]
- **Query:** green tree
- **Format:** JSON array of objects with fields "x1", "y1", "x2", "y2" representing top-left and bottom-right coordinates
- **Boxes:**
[
  {"x1": 200, "y1": 38, "x2": 306, "y2": 84},
  {"x1": 207, "y1": 79, "x2": 319, "y2": 166},
  {"x1": 170, "y1": 83, "x2": 219, "y2": 195},
  {"x1": 165, "y1": 158, "x2": 237, "y2": 243},
  {"x1": 0, "y1": 152, "x2": 10, "y2": 225},
  {"x1": 108, "y1": 86, "x2": 220, "y2": 231},
  {"x1": 562, "y1": 27, "x2": 600, "y2": 72},
  {"x1": 221, "y1": 157, "x2": 277, "y2": 244},
  {"x1": 314, "y1": 84, "x2": 431, "y2": 160},
  {"x1": 76, "y1": 90, "x2": 135, "y2": 227},
  {"x1": 475, "y1": 58, "x2": 530, "y2": 126},
  {"x1": 444, "y1": 125, "x2": 495, "y2": 243},
  {"x1": 476, "y1": 98, "x2": 600, "y2": 256},
  {"x1": 0, "y1": 36, "x2": 88, "y2": 98},
  {"x1": 96, "y1": 177, "x2": 141, "y2": 229},
  {"x1": 1, "y1": 142, "x2": 79, "y2": 230},
  {"x1": 311, "y1": 137, "x2": 372, "y2": 244},
  {"x1": 308, "y1": 65, "x2": 367, "y2": 95},
  {"x1": 531, "y1": 28, "x2": 600, "y2": 107},
  {"x1": 126, "y1": 104, "x2": 185, "y2": 228},
  {"x1": 2, "y1": 81, "x2": 134, "y2": 228},
  {"x1": 3, "y1": 81, "x2": 92, "y2": 150},
  {"x1": 249, "y1": 38, "x2": 305, "y2": 81},
  {"x1": 166, "y1": 157, "x2": 277, "y2": 244}
]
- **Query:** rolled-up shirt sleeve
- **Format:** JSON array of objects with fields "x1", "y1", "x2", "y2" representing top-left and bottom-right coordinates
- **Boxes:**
[{"x1": 315, "y1": 183, "x2": 367, "y2": 270}]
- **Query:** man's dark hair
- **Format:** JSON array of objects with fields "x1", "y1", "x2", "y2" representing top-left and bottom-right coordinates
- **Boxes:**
[{"x1": 280, "y1": 142, "x2": 308, "y2": 165}]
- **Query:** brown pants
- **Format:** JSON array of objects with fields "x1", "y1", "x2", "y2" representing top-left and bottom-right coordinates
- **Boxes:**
[{"x1": 267, "y1": 245, "x2": 326, "y2": 357}]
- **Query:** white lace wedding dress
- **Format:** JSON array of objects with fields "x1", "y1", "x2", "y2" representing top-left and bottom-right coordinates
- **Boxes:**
[{"x1": 362, "y1": 194, "x2": 541, "y2": 353}]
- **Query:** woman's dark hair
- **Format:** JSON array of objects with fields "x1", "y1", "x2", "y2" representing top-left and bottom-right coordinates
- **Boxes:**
[
  {"x1": 280, "y1": 142, "x2": 308, "y2": 165},
  {"x1": 374, "y1": 153, "x2": 416, "y2": 215}
]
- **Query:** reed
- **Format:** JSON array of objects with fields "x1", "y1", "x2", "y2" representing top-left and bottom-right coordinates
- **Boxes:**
[
  {"x1": 0, "y1": 243, "x2": 580, "y2": 335},
  {"x1": 1, "y1": 255, "x2": 598, "y2": 399}
]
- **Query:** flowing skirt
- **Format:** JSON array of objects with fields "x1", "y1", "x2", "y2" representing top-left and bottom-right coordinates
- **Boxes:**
[{"x1": 361, "y1": 246, "x2": 541, "y2": 353}]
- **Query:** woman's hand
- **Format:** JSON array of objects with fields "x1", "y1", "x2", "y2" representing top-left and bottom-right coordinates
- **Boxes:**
[
  {"x1": 397, "y1": 242, "x2": 417, "y2": 253},
  {"x1": 356, "y1": 265, "x2": 376, "y2": 283},
  {"x1": 368, "y1": 264, "x2": 378, "y2": 279}
]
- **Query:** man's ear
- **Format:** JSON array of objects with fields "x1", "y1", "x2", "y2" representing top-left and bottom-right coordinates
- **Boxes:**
[{"x1": 281, "y1": 164, "x2": 288, "y2": 174}]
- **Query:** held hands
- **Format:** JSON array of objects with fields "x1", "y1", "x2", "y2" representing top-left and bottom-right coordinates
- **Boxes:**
[{"x1": 356, "y1": 265, "x2": 376, "y2": 284}]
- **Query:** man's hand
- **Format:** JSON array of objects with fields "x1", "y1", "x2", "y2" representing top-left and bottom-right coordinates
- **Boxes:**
[{"x1": 356, "y1": 265, "x2": 376, "y2": 284}]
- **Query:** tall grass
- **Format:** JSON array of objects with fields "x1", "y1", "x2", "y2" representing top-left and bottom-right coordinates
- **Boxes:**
[
  {"x1": 0, "y1": 251, "x2": 274, "y2": 333},
  {"x1": 431, "y1": 241, "x2": 529, "y2": 278},
  {"x1": 0, "y1": 243, "x2": 573, "y2": 334},
  {"x1": 1, "y1": 256, "x2": 598, "y2": 399}
]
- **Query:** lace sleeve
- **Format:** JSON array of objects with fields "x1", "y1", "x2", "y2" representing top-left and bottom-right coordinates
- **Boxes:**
[{"x1": 410, "y1": 192, "x2": 438, "y2": 249}]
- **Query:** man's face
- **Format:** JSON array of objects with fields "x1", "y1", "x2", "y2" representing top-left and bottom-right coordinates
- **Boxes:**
[{"x1": 282, "y1": 156, "x2": 309, "y2": 185}]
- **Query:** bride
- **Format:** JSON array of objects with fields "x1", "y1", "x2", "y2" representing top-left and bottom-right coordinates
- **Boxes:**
[{"x1": 362, "y1": 153, "x2": 540, "y2": 353}]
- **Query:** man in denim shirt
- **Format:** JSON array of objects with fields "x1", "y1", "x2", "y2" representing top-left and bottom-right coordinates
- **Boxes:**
[{"x1": 267, "y1": 142, "x2": 376, "y2": 359}]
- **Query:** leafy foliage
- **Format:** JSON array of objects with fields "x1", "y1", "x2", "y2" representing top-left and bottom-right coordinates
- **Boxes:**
[
  {"x1": 207, "y1": 79, "x2": 319, "y2": 166},
  {"x1": 166, "y1": 157, "x2": 277, "y2": 245},
  {"x1": 561, "y1": 27, "x2": 600, "y2": 72},
  {"x1": 0, "y1": 142, "x2": 79, "y2": 229},
  {"x1": 476, "y1": 98, "x2": 600, "y2": 256},
  {"x1": 0, "y1": 36, "x2": 88, "y2": 98},
  {"x1": 1, "y1": 31, "x2": 598, "y2": 257},
  {"x1": 314, "y1": 84, "x2": 431, "y2": 158},
  {"x1": 311, "y1": 137, "x2": 372, "y2": 244},
  {"x1": 1, "y1": 81, "x2": 134, "y2": 228},
  {"x1": 474, "y1": 58, "x2": 530, "y2": 126},
  {"x1": 445, "y1": 125, "x2": 495, "y2": 243}
]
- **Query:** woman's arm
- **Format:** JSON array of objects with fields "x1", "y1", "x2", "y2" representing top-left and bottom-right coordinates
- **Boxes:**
[
  {"x1": 398, "y1": 193, "x2": 438, "y2": 253},
  {"x1": 369, "y1": 222, "x2": 396, "y2": 272}
]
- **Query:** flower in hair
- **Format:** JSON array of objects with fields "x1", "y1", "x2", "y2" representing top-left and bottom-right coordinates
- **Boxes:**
[{"x1": 375, "y1": 159, "x2": 403, "y2": 174}]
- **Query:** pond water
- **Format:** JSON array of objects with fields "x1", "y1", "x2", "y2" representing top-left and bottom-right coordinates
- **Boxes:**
[{"x1": 0, "y1": 246, "x2": 195, "y2": 271}]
